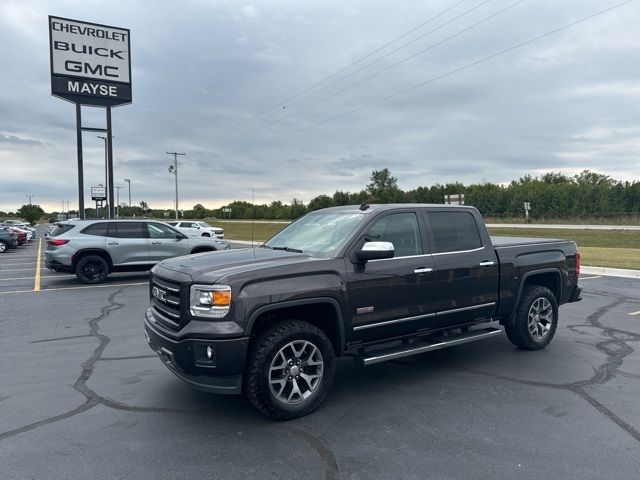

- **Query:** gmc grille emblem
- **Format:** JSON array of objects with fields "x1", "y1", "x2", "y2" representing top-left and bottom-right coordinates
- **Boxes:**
[{"x1": 152, "y1": 286, "x2": 167, "y2": 302}]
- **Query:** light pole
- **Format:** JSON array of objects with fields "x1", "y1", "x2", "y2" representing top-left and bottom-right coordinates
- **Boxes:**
[
  {"x1": 26, "y1": 194, "x2": 34, "y2": 205},
  {"x1": 166, "y1": 152, "x2": 185, "y2": 220},
  {"x1": 115, "y1": 185, "x2": 123, "y2": 217},
  {"x1": 124, "y1": 179, "x2": 131, "y2": 207},
  {"x1": 97, "y1": 135, "x2": 114, "y2": 217}
]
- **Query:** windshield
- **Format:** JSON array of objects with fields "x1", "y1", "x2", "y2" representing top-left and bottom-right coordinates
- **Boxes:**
[
  {"x1": 196, "y1": 222, "x2": 210, "y2": 228},
  {"x1": 264, "y1": 211, "x2": 367, "y2": 258}
]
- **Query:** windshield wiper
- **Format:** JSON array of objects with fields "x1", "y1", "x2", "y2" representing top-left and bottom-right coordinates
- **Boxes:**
[{"x1": 271, "y1": 246, "x2": 304, "y2": 253}]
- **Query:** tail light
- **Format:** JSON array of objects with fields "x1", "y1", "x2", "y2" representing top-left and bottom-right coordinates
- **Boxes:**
[
  {"x1": 575, "y1": 251, "x2": 581, "y2": 277},
  {"x1": 48, "y1": 239, "x2": 69, "y2": 246}
]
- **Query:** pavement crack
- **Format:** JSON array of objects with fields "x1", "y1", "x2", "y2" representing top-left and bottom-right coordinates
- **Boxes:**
[
  {"x1": 29, "y1": 334, "x2": 93, "y2": 344},
  {"x1": 278, "y1": 425, "x2": 339, "y2": 480}
]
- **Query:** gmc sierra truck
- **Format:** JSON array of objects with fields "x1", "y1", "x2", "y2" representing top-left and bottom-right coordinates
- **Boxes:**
[{"x1": 144, "y1": 204, "x2": 581, "y2": 419}]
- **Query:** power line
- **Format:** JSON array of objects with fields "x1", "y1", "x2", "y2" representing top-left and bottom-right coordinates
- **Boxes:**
[
  {"x1": 214, "y1": 0, "x2": 633, "y2": 160},
  {"x1": 219, "y1": 0, "x2": 523, "y2": 145},
  {"x1": 210, "y1": 0, "x2": 470, "y2": 141}
]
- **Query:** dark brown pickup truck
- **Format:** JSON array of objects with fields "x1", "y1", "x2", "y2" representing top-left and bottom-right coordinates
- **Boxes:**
[{"x1": 144, "y1": 204, "x2": 581, "y2": 419}]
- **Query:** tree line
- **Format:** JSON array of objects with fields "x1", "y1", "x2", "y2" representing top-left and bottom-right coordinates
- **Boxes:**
[{"x1": 203, "y1": 169, "x2": 640, "y2": 221}]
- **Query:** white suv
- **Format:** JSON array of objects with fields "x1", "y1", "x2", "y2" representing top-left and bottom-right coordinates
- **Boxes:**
[{"x1": 167, "y1": 221, "x2": 224, "y2": 239}]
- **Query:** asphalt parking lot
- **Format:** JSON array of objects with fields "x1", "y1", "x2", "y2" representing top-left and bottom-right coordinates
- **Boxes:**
[{"x1": 1, "y1": 229, "x2": 639, "y2": 479}]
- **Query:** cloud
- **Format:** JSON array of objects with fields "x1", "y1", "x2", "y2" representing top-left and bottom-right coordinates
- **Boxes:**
[
  {"x1": 241, "y1": 5, "x2": 260, "y2": 19},
  {"x1": 0, "y1": 133, "x2": 41, "y2": 146},
  {"x1": 0, "y1": 0, "x2": 638, "y2": 212}
]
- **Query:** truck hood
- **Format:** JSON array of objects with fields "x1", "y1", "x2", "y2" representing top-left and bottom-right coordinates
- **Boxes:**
[{"x1": 157, "y1": 247, "x2": 317, "y2": 283}]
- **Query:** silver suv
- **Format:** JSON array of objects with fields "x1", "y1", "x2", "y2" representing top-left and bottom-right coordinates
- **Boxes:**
[{"x1": 45, "y1": 219, "x2": 230, "y2": 284}]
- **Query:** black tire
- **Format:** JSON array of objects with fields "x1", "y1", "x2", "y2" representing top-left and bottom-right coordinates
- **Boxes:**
[
  {"x1": 75, "y1": 255, "x2": 109, "y2": 284},
  {"x1": 0, "y1": 241, "x2": 7, "y2": 253},
  {"x1": 505, "y1": 285, "x2": 558, "y2": 350},
  {"x1": 244, "y1": 320, "x2": 336, "y2": 420}
]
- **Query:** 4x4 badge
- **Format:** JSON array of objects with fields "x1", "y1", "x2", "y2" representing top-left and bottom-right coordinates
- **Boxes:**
[{"x1": 152, "y1": 286, "x2": 167, "y2": 302}]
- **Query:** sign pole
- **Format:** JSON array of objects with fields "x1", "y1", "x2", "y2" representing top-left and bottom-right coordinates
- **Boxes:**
[
  {"x1": 75, "y1": 103, "x2": 85, "y2": 219},
  {"x1": 106, "y1": 107, "x2": 115, "y2": 219}
]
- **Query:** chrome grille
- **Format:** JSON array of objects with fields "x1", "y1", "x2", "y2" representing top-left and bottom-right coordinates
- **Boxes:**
[{"x1": 150, "y1": 275, "x2": 182, "y2": 330}]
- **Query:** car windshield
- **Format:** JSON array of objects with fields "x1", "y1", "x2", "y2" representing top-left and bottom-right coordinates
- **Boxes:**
[
  {"x1": 196, "y1": 222, "x2": 210, "y2": 228},
  {"x1": 263, "y1": 211, "x2": 367, "y2": 258}
]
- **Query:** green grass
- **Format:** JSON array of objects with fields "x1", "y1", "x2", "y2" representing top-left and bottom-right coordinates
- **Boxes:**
[
  {"x1": 488, "y1": 227, "x2": 640, "y2": 269},
  {"x1": 199, "y1": 221, "x2": 640, "y2": 269},
  {"x1": 487, "y1": 227, "x2": 640, "y2": 249},
  {"x1": 208, "y1": 221, "x2": 285, "y2": 242}
]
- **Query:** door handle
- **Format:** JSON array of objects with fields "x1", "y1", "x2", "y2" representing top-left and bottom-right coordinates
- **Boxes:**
[
  {"x1": 414, "y1": 267, "x2": 433, "y2": 274},
  {"x1": 479, "y1": 261, "x2": 495, "y2": 266},
  {"x1": 151, "y1": 241, "x2": 162, "y2": 245},
  {"x1": 107, "y1": 242, "x2": 119, "y2": 245}
]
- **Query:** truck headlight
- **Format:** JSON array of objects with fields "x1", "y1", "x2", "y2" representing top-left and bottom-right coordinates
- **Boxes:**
[{"x1": 189, "y1": 284, "x2": 231, "y2": 318}]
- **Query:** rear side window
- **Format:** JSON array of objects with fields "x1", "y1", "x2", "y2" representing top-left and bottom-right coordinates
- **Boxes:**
[
  {"x1": 428, "y1": 211, "x2": 482, "y2": 253},
  {"x1": 50, "y1": 224, "x2": 75, "y2": 236},
  {"x1": 107, "y1": 222, "x2": 146, "y2": 239},
  {"x1": 81, "y1": 222, "x2": 108, "y2": 236},
  {"x1": 181, "y1": 222, "x2": 194, "y2": 228}
]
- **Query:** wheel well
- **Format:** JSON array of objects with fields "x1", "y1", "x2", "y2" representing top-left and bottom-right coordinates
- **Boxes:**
[
  {"x1": 251, "y1": 303, "x2": 342, "y2": 355},
  {"x1": 72, "y1": 249, "x2": 113, "y2": 270},
  {"x1": 190, "y1": 247, "x2": 215, "y2": 254},
  {"x1": 524, "y1": 272, "x2": 560, "y2": 302}
]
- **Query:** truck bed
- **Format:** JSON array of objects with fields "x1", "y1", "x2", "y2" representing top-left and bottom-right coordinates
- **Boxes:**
[{"x1": 490, "y1": 236, "x2": 568, "y2": 248}]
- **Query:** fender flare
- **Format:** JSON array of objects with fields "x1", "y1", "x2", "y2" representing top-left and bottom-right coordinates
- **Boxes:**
[
  {"x1": 246, "y1": 297, "x2": 345, "y2": 355},
  {"x1": 505, "y1": 268, "x2": 562, "y2": 326}
]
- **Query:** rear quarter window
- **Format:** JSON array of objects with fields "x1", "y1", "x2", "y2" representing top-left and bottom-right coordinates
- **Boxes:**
[
  {"x1": 428, "y1": 211, "x2": 482, "y2": 253},
  {"x1": 50, "y1": 224, "x2": 75, "y2": 236}
]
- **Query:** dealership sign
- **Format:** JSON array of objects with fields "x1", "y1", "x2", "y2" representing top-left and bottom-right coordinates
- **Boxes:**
[
  {"x1": 49, "y1": 16, "x2": 131, "y2": 106},
  {"x1": 91, "y1": 186, "x2": 107, "y2": 201}
]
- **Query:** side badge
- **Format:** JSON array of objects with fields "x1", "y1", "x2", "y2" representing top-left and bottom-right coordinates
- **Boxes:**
[{"x1": 356, "y1": 306, "x2": 375, "y2": 315}]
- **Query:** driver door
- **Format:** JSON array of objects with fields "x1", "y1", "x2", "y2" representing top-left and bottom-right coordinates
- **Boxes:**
[{"x1": 146, "y1": 222, "x2": 190, "y2": 261}]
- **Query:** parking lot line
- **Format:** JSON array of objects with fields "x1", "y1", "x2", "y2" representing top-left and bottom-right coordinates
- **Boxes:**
[
  {"x1": 0, "y1": 268, "x2": 37, "y2": 272},
  {"x1": 579, "y1": 275, "x2": 602, "y2": 280},
  {"x1": 0, "y1": 281, "x2": 148, "y2": 295},
  {"x1": 627, "y1": 310, "x2": 640, "y2": 316},
  {"x1": 34, "y1": 239, "x2": 42, "y2": 291}
]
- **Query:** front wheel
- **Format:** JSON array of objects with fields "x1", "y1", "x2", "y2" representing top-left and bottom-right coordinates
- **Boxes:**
[
  {"x1": 0, "y1": 241, "x2": 7, "y2": 253},
  {"x1": 244, "y1": 320, "x2": 336, "y2": 420},
  {"x1": 505, "y1": 285, "x2": 558, "y2": 350},
  {"x1": 75, "y1": 255, "x2": 109, "y2": 284}
]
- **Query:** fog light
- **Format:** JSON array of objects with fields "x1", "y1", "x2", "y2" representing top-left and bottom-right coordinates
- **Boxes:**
[{"x1": 206, "y1": 345, "x2": 213, "y2": 360}]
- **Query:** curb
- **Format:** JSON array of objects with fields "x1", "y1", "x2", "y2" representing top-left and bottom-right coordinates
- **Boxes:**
[{"x1": 581, "y1": 266, "x2": 640, "y2": 279}]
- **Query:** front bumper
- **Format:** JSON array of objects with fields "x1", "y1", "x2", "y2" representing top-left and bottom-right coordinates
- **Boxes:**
[{"x1": 144, "y1": 308, "x2": 249, "y2": 394}]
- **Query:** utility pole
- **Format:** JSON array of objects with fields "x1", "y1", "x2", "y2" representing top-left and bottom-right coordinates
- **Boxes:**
[
  {"x1": 167, "y1": 151, "x2": 185, "y2": 220},
  {"x1": 26, "y1": 194, "x2": 34, "y2": 205},
  {"x1": 124, "y1": 178, "x2": 131, "y2": 207},
  {"x1": 115, "y1": 186, "x2": 123, "y2": 217}
]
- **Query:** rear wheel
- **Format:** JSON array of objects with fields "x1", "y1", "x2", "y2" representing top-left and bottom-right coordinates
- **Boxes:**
[
  {"x1": 0, "y1": 241, "x2": 7, "y2": 253},
  {"x1": 75, "y1": 255, "x2": 109, "y2": 284},
  {"x1": 244, "y1": 320, "x2": 336, "y2": 420},
  {"x1": 505, "y1": 285, "x2": 558, "y2": 350}
]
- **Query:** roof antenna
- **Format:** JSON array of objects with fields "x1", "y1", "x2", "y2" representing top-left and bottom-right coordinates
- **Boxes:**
[{"x1": 359, "y1": 203, "x2": 370, "y2": 211}]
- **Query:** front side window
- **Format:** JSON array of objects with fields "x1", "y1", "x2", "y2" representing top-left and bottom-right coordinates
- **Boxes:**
[
  {"x1": 182, "y1": 222, "x2": 194, "y2": 228},
  {"x1": 147, "y1": 222, "x2": 178, "y2": 239},
  {"x1": 428, "y1": 211, "x2": 482, "y2": 253},
  {"x1": 363, "y1": 212, "x2": 422, "y2": 258},
  {"x1": 264, "y1": 211, "x2": 368, "y2": 258}
]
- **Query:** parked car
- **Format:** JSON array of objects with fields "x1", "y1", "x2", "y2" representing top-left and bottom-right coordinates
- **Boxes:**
[
  {"x1": 45, "y1": 219, "x2": 231, "y2": 284},
  {"x1": 1, "y1": 219, "x2": 31, "y2": 227},
  {"x1": 0, "y1": 227, "x2": 19, "y2": 252},
  {"x1": 167, "y1": 221, "x2": 224, "y2": 239},
  {"x1": 144, "y1": 203, "x2": 581, "y2": 419},
  {"x1": 7, "y1": 227, "x2": 28, "y2": 245}
]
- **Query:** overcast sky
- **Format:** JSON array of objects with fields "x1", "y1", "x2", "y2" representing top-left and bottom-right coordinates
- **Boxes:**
[{"x1": 0, "y1": 0, "x2": 638, "y2": 212}]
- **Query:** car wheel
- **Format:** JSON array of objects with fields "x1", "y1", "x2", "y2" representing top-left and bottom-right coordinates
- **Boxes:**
[
  {"x1": 75, "y1": 255, "x2": 109, "y2": 284},
  {"x1": 244, "y1": 320, "x2": 336, "y2": 420},
  {"x1": 504, "y1": 285, "x2": 558, "y2": 350},
  {"x1": 0, "y1": 241, "x2": 7, "y2": 253}
]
